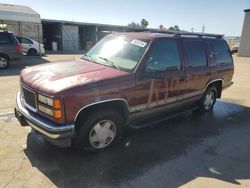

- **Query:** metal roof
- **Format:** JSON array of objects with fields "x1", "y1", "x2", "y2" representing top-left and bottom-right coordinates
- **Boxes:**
[{"x1": 0, "y1": 3, "x2": 41, "y2": 23}]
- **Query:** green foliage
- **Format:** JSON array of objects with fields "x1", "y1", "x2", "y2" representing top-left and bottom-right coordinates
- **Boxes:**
[
  {"x1": 128, "y1": 22, "x2": 141, "y2": 28},
  {"x1": 168, "y1": 25, "x2": 180, "y2": 31},
  {"x1": 141, "y1": 19, "x2": 149, "y2": 28}
]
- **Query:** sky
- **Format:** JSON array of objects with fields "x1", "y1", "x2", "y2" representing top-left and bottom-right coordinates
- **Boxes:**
[{"x1": 1, "y1": 0, "x2": 249, "y2": 36}]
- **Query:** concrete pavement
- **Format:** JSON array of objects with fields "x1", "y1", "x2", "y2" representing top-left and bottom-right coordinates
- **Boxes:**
[{"x1": 0, "y1": 55, "x2": 250, "y2": 188}]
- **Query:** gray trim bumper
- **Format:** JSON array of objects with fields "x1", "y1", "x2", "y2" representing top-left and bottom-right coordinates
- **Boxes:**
[{"x1": 15, "y1": 91, "x2": 74, "y2": 142}]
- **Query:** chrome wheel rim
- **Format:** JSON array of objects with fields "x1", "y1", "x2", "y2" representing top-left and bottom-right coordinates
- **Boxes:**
[
  {"x1": 0, "y1": 57, "x2": 7, "y2": 68},
  {"x1": 89, "y1": 120, "x2": 117, "y2": 149},
  {"x1": 204, "y1": 91, "x2": 215, "y2": 110}
]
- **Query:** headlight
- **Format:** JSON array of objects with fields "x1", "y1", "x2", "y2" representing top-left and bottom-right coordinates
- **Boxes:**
[
  {"x1": 38, "y1": 94, "x2": 61, "y2": 109},
  {"x1": 38, "y1": 104, "x2": 53, "y2": 116},
  {"x1": 38, "y1": 104, "x2": 62, "y2": 119},
  {"x1": 38, "y1": 94, "x2": 53, "y2": 106},
  {"x1": 37, "y1": 94, "x2": 62, "y2": 118}
]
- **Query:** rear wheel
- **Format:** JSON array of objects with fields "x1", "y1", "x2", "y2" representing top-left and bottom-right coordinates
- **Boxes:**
[
  {"x1": 27, "y1": 48, "x2": 38, "y2": 56},
  {"x1": 0, "y1": 55, "x2": 9, "y2": 69},
  {"x1": 198, "y1": 86, "x2": 217, "y2": 111},
  {"x1": 73, "y1": 110, "x2": 125, "y2": 151}
]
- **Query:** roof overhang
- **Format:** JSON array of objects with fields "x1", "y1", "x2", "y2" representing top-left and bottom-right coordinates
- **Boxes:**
[{"x1": 0, "y1": 3, "x2": 41, "y2": 23}]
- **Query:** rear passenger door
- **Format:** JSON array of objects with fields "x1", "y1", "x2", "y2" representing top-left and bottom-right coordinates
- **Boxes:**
[{"x1": 182, "y1": 39, "x2": 210, "y2": 99}]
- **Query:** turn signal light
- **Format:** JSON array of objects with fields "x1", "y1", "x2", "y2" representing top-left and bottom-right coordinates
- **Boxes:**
[
  {"x1": 53, "y1": 110, "x2": 62, "y2": 119},
  {"x1": 53, "y1": 99, "x2": 61, "y2": 109}
]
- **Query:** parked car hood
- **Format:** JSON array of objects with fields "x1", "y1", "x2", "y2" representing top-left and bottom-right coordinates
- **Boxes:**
[{"x1": 20, "y1": 58, "x2": 129, "y2": 94}]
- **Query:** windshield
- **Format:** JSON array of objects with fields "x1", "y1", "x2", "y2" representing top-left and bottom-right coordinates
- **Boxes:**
[{"x1": 84, "y1": 35, "x2": 149, "y2": 72}]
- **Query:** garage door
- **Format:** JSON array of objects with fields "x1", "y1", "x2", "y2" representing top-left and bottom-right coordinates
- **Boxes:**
[{"x1": 62, "y1": 25, "x2": 79, "y2": 51}]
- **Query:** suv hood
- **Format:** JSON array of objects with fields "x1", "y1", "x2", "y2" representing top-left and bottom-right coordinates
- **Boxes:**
[{"x1": 20, "y1": 58, "x2": 129, "y2": 94}]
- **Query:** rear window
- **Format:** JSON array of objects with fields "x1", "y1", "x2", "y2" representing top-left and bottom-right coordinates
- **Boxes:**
[
  {"x1": 183, "y1": 40, "x2": 207, "y2": 67},
  {"x1": 0, "y1": 33, "x2": 11, "y2": 44},
  {"x1": 210, "y1": 39, "x2": 233, "y2": 64}
]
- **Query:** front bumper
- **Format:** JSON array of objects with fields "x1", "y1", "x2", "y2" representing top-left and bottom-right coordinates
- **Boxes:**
[{"x1": 15, "y1": 91, "x2": 74, "y2": 147}]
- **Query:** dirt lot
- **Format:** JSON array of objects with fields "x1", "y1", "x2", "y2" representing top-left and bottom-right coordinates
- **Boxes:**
[{"x1": 0, "y1": 55, "x2": 250, "y2": 188}]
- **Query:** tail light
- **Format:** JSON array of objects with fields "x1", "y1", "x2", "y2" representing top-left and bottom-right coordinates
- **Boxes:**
[{"x1": 16, "y1": 44, "x2": 23, "y2": 54}]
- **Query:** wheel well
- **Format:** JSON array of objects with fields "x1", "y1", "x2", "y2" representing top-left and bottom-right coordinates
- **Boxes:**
[
  {"x1": 28, "y1": 48, "x2": 37, "y2": 52},
  {"x1": 74, "y1": 100, "x2": 129, "y2": 130},
  {"x1": 206, "y1": 80, "x2": 222, "y2": 98},
  {"x1": 0, "y1": 53, "x2": 10, "y2": 61}
]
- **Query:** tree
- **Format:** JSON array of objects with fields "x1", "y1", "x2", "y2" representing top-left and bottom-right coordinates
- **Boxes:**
[
  {"x1": 168, "y1": 25, "x2": 180, "y2": 31},
  {"x1": 128, "y1": 22, "x2": 141, "y2": 28},
  {"x1": 141, "y1": 19, "x2": 149, "y2": 28},
  {"x1": 159, "y1": 24, "x2": 166, "y2": 30}
]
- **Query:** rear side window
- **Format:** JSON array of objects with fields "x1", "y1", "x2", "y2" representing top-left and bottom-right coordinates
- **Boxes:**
[
  {"x1": 210, "y1": 39, "x2": 232, "y2": 64},
  {"x1": 0, "y1": 33, "x2": 11, "y2": 44},
  {"x1": 146, "y1": 40, "x2": 181, "y2": 71},
  {"x1": 183, "y1": 40, "x2": 207, "y2": 67},
  {"x1": 21, "y1": 37, "x2": 33, "y2": 44}
]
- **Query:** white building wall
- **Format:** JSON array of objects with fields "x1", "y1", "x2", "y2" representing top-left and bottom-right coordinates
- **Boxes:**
[
  {"x1": 1, "y1": 20, "x2": 43, "y2": 42},
  {"x1": 239, "y1": 10, "x2": 250, "y2": 57}
]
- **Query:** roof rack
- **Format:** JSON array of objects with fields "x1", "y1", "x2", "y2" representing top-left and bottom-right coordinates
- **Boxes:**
[{"x1": 174, "y1": 31, "x2": 224, "y2": 39}]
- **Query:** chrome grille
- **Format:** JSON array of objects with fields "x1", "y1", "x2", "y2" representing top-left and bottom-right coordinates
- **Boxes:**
[{"x1": 22, "y1": 87, "x2": 36, "y2": 110}]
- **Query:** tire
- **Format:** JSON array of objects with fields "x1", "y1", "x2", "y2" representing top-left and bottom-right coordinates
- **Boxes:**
[
  {"x1": 0, "y1": 55, "x2": 9, "y2": 69},
  {"x1": 73, "y1": 110, "x2": 125, "y2": 151},
  {"x1": 27, "y1": 48, "x2": 38, "y2": 56},
  {"x1": 198, "y1": 86, "x2": 217, "y2": 112}
]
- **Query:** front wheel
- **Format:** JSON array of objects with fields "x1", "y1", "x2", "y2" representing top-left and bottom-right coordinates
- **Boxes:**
[
  {"x1": 198, "y1": 86, "x2": 217, "y2": 112},
  {"x1": 73, "y1": 110, "x2": 125, "y2": 151}
]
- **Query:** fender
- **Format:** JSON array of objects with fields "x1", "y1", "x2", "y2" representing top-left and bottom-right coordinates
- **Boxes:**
[
  {"x1": 204, "y1": 79, "x2": 223, "y2": 91},
  {"x1": 74, "y1": 98, "x2": 130, "y2": 122}
]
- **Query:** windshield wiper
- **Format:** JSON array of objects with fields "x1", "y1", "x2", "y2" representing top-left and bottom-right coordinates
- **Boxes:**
[{"x1": 99, "y1": 57, "x2": 120, "y2": 71}]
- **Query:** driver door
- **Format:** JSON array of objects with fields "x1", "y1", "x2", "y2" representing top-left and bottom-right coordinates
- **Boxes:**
[{"x1": 133, "y1": 39, "x2": 186, "y2": 121}]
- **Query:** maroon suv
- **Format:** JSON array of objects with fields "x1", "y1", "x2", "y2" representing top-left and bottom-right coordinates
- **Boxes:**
[{"x1": 15, "y1": 32, "x2": 234, "y2": 151}]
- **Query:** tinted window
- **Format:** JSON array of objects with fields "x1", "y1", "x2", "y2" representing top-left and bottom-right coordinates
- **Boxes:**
[
  {"x1": 210, "y1": 39, "x2": 232, "y2": 64},
  {"x1": 146, "y1": 40, "x2": 181, "y2": 71},
  {"x1": 21, "y1": 37, "x2": 33, "y2": 44},
  {"x1": 0, "y1": 33, "x2": 11, "y2": 44},
  {"x1": 16, "y1": 36, "x2": 21, "y2": 43},
  {"x1": 183, "y1": 40, "x2": 207, "y2": 67}
]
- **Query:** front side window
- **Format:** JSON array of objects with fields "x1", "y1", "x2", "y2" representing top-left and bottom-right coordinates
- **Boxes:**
[
  {"x1": 145, "y1": 40, "x2": 181, "y2": 71},
  {"x1": 85, "y1": 35, "x2": 149, "y2": 72},
  {"x1": 210, "y1": 39, "x2": 232, "y2": 64},
  {"x1": 183, "y1": 40, "x2": 207, "y2": 67}
]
